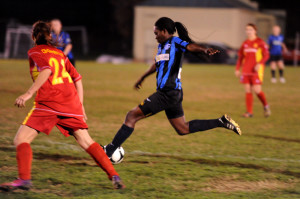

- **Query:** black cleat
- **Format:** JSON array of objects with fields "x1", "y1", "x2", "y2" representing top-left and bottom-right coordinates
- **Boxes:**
[{"x1": 219, "y1": 114, "x2": 242, "y2": 135}]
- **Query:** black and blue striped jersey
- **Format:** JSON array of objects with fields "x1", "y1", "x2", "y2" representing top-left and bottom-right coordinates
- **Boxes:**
[{"x1": 155, "y1": 36, "x2": 189, "y2": 91}]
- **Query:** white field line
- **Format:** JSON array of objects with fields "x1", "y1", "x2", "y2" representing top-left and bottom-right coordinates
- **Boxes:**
[
  {"x1": 3, "y1": 141, "x2": 300, "y2": 163},
  {"x1": 43, "y1": 140, "x2": 84, "y2": 152}
]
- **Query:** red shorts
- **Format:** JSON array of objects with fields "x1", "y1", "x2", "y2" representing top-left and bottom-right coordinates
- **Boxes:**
[
  {"x1": 22, "y1": 108, "x2": 88, "y2": 137},
  {"x1": 240, "y1": 75, "x2": 262, "y2": 85}
]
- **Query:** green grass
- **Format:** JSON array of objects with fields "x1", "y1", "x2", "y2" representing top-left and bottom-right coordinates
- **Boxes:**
[{"x1": 0, "y1": 59, "x2": 299, "y2": 199}]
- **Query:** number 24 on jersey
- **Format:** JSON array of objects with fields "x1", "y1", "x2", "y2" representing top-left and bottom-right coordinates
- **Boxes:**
[{"x1": 49, "y1": 57, "x2": 73, "y2": 85}]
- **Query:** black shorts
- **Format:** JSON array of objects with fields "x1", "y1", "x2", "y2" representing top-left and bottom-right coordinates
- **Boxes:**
[
  {"x1": 138, "y1": 89, "x2": 184, "y2": 119},
  {"x1": 270, "y1": 55, "x2": 283, "y2": 62}
]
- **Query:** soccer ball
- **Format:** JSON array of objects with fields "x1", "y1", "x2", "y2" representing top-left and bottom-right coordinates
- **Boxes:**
[{"x1": 109, "y1": 147, "x2": 125, "y2": 164}]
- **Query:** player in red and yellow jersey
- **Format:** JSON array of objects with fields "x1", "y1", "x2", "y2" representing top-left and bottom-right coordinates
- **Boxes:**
[
  {"x1": 235, "y1": 23, "x2": 271, "y2": 118},
  {"x1": 0, "y1": 21, "x2": 124, "y2": 191}
]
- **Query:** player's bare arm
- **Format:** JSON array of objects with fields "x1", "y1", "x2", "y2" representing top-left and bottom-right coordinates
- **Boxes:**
[
  {"x1": 134, "y1": 63, "x2": 156, "y2": 90},
  {"x1": 63, "y1": 44, "x2": 73, "y2": 56},
  {"x1": 281, "y1": 43, "x2": 288, "y2": 53},
  {"x1": 235, "y1": 70, "x2": 241, "y2": 78},
  {"x1": 15, "y1": 69, "x2": 52, "y2": 108},
  {"x1": 186, "y1": 43, "x2": 220, "y2": 55},
  {"x1": 235, "y1": 61, "x2": 242, "y2": 78}
]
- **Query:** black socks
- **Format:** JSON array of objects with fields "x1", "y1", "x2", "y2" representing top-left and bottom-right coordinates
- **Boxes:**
[
  {"x1": 271, "y1": 70, "x2": 276, "y2": 78},
  {"x1": 271, "y1": 69, "x2": 284, "y2": 78},
  {"x1": 279, "y1": 69, "x2": 284, "y2": 77},
  {"x1": 106, "y1": 124, "x2": 134, "y2": 157},
  {"x1": 189, "y1": 119, "x2": 223, "y2": 133},
  {"x1": 106, "y1": 119, "x2": 227, "y2": 155}
]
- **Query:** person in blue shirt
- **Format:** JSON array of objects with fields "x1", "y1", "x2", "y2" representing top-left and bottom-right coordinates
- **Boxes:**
[
  {"x1": 104, "y1": 17, "x2": 241, "y2": 159},
  {"x1": 267, "y1": 25, "x2": 288, "y2": 83},
  {"x1": 51, "y1": 19, "x2": 75, "y2": 67}
]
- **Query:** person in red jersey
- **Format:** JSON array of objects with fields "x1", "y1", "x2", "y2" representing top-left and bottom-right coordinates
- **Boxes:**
[
  {"x1": 235, "y1": 23, "x2": 271, "y2": 118},
  {"x1": 0, "y1": 21, "x2": 125, "y2": 192}
]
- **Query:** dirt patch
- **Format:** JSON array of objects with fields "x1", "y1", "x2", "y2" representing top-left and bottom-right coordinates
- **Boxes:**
[
  {"x1": 0, "y1": 166, "x2": 16, "y2": 172},
  {"x1": 202, "y1": 177, "x2": 295, "y2": 192}
]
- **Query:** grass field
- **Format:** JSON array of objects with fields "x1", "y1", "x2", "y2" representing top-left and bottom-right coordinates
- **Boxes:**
[{"x1": 0, "y1": 59, "x2": 299, "y2": 199}]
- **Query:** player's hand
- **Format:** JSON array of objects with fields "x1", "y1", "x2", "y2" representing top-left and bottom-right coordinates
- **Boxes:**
[
  {"x1": 235, "y1": 70, "x2": 240, "y2": 78},
  {"x1": 82, "y1": 105, "x2": 88, "y2": 122},
  {"x1": 134, "y1": 77, "x2": 144, "y2": 90},
  {"x1": 14, "y1": 92, "x2": 33, "y2": 108},
  {"x1": 205, "y1": 48, "x2": 220, "y2": 55},
  {"x1": 254, "y1": 64, "x2": 261, "y2": 72}
]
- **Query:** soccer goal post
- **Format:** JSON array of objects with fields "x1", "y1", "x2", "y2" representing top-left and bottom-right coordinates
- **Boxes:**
[{"x1": 0, "y1": 25, "x2": 89, "y2": 59}]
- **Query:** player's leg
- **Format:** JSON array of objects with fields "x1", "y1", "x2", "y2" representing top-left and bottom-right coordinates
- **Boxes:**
[
  {"x1": 0, "y1": 125, "x2": 38, "y2": 191},
  {"x1": 277, "y1": 60, "x2": 286, "y2": 83},
  {"x1": 105, "y1": 91, "x2": 166, "y2": 157},
  {"x1": 166, "y1": 105, "x2": 241, "y2": 136},
  {"x1": 270, "y1": 60, "x2": 277, "y2": 83},
  {"x1": 105, "y1": 106, "x2": 145, "y2": 157},
  {"x1": 252, "y1": 84, "x2": 271, "y2": 117},
  {"x1": 72, "y1": 129, "x2": 125, "y2": 189},
  {"x1": 243, "y1": 83, "x2": 253, "y2": 117}
]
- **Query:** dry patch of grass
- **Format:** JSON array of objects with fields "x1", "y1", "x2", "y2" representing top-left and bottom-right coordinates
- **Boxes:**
[{"x1": 202, "y1": 176, "x2": 296, "y2": 193}]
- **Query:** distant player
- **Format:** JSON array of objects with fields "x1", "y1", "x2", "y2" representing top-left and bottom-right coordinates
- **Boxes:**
[
  {"x1": 235, "y1": 23, "x2": 270, "y2": 118},
  {"x1": 51, "y1": 19, "x2": 76, "y2": 67},
  {"x1": 104, "y1": 17, "x2": 241, "y2": 158},
  {"x1": 268, "y1": 25, "x2": 288, "y2": 83},
  {"x1": 0, "y1": 21, "x2": 124, "y2": 191}
]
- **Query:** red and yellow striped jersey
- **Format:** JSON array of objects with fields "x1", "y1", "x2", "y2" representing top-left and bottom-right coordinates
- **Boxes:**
[
  {"x1": 236, "y1": 37, "x2": 269, "y2": 76},
  {"x1": 27, "y1": 44, "x2": 83, "y2": 116}
]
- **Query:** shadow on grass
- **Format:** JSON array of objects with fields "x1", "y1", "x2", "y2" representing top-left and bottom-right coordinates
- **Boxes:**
[
  {"x1": 249, "y1": 134, "x2": 300, "y2": 143},
  {"x1": 1, "y1": 145, "x2": 299, "y2": 179},
  {"x1": 129, "y1": 154, "x2": 300, "y2": 179},
  {"x1": 0, "y1": 146, "x2": 15, "y2": 152}
]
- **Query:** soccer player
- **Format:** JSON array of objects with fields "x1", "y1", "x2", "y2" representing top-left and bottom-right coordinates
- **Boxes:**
[
  {"x1": 104, "y1": 17, "x2": 241, "y2": 158},
  {"x1": 0, "y1": 21, "x2": 124, "y2": 191},
  {"x1": 268, "y1": 25, "x2": 288, "y2": 83},
  {"x1": 51, "y1": 19, "x2": 76, "y2": 67},
  {"x1": 235, "y1": 23, "x2": 271, "y2": 118}
]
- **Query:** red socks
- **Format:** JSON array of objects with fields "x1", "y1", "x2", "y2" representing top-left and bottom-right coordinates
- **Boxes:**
[
  {"x1": 17, "y1": 143, "x2": 32, "y2": 180},
  {"x1": 257, "y1": 92, "x2": 268, "y2": 107},
  {"x1": 245, "y1": 93, "x2": 253, "y2": 114},
  {"x1": 86, "y1": 142, "x2": 118, "y2": 179},
  {"x1": 245, "y1": 92, "x2": 268, "y2": 114},
  {"x1": 16, "y1": 142, "x2": 118, "y2": 181}
]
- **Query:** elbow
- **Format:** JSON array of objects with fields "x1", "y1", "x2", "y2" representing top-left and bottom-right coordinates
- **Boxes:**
[{"x1": 75, "y1": 79, "x2": 82, "y2": 86}]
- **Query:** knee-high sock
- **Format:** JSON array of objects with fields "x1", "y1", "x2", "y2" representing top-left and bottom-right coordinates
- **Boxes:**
[
  {"x1": 106, "y1": 124, "x2": 134, "y2": 157},
  {"x1": 189, "y1": 119, "x2": 223, "y2": 133},
  {"x1": 17, "y1": 143, "x2": 32, "y2": 180},
  {"x1": 246, "y1": 92, "x2": 253, "y2": 114},
  {"x1": 279, "y1": 69, "x2": 284, "y2": 77},
  {"x1": 86, "y1": 142, "x2": 118, "y2": 180},
  {"x1": 271, "y1": 70, "x2": 276, "y2": 78},
  {"x1": 257, "y1": 92, "x2": 268, "y2": 107}
]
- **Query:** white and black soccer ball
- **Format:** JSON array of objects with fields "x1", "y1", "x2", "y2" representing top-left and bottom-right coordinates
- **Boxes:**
[{"x1": 108, "y1": 146, "x2": 125, "y2": 164}]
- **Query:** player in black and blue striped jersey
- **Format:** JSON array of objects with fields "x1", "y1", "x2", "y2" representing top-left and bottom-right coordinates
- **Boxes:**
[
  {"x1": 105, "y1": 17, "x2": 241, "y2": 158},
  {"x1": 268, "y1": 25, "x2": 288, "y2": 83}
]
